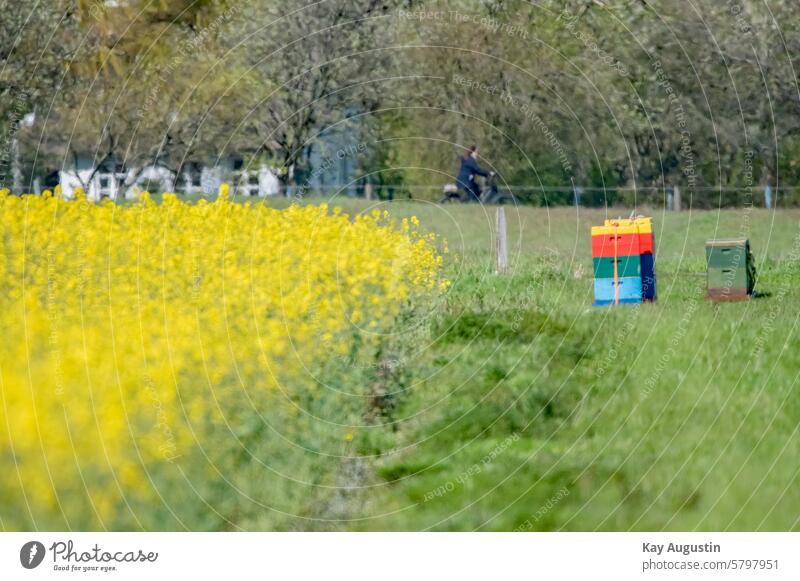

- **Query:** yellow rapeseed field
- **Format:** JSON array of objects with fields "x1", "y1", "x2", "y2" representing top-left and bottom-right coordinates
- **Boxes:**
[{"x1": 0, "y1": 188, "x2": 445, "y2": 530}]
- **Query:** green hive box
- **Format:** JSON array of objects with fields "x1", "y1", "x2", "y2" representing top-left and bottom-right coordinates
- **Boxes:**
[
  {"x1": 593, "y1": 255, "x2": 642, "y2": 279},
  {"x1": 705, "y1": 238, "x2": 756, "y2": 299}
]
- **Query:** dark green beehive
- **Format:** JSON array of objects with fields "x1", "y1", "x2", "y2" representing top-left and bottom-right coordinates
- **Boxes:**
[{"x1": 705, "y1": 239, "x2": 756, "y2": 300}]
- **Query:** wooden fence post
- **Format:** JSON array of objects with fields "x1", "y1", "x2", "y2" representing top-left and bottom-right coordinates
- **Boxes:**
[
  {"x1": 496, "y1": 207, "x2": 508, "y2": 274},
  {"x1": 365, "y1": 182, "x2": 373, "y2": 201},
  {"x1": 673, "y1": 185, "x2": 681, "y2": 212}
]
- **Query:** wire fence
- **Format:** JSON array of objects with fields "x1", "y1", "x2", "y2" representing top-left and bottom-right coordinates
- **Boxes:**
[{"x1": 304, "y1": 183, "x2": 795, "y2": 209}]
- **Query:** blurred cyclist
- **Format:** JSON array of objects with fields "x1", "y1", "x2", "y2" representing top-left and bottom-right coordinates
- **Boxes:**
[{"x1": 456, "y1": 145, "x2": 494, "y2": 202}]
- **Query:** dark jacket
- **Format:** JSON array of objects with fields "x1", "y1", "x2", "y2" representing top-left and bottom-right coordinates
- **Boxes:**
[{"x1": 456, "y1": 155, "x2": 490, "y2": 195}]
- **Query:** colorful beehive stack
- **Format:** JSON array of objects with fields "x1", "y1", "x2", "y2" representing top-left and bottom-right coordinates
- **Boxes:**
[
  {"x1": 591, "y1": 216, "x2": 656, "y2": 306},
  {"x1": 705, "y1": 238, "x2": 756, "y2": 301}
]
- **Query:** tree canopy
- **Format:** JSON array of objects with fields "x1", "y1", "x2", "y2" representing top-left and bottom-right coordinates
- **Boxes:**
[{"x1": 3, "y1": 0, "x2": 800, "y2": 203}]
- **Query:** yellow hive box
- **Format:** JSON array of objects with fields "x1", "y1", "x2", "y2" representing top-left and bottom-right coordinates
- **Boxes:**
[
  {"x1": 602, "y1": 217, "x2": 652, "y2": 233},
  {"x1": 604, "y1": 217, "x2": 651, "y2": 226},
  {"x1": 592, "y1": 225, "x2": 639, "y2": 236}
]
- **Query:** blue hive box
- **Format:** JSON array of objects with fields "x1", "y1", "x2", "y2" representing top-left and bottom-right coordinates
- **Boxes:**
[
  {"x1": 593, "y1": 277, "x2": 643, "y2": 306},
  {"x1": 640, "y1": 253, "x2": 657, "y2": 301}
]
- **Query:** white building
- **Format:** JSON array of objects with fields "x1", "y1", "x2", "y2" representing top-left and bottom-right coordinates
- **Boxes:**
[{"x1": 58, "y1": 155, "x2": 282, "y2": 201}]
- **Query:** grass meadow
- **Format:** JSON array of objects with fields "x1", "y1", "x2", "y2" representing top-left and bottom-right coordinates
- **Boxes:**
[
  {"x1": 286, "y1": 198, "x2": 800, "y2": 531},
  {"x1": 4, "y1": 194, "x2": 800, "y2": 531}
]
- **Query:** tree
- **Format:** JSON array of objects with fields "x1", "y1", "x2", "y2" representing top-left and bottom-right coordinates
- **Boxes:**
[
  {"x1": 0, "y1": 0, "x2": 85, "y2": 190},
  {"x1": 229, "y1": 0, "x2": 406, "y2": 189},
  {"x1": 20, "y1": 0, "x2": 258, "y2": 192}
]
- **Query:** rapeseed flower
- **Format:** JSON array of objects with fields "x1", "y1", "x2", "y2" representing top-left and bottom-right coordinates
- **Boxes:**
[{"x1": 0, "y1": 192, "x2": 445, "y2": 529}]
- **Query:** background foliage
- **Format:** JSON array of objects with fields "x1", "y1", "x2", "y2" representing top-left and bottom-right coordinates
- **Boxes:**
[{"x1": 4, "y1": 1, "x2": 800, "y2": 198}]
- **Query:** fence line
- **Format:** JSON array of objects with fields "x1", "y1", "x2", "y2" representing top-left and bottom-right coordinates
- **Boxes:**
[
  {"x1": 303, "y1": 184, "x2": 795, "y2": 192},
  {"x1": 298, "y1": 183, "x2": 796, "y2": 209}
]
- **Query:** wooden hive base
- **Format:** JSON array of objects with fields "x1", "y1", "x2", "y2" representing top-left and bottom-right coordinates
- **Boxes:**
[{"x1": 707, "y1": 288, "x2": 751, "y2": 301}]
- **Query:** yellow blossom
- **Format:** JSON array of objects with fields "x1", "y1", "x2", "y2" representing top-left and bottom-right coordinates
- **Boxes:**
[{"x1": 0, "y1": 194, "x2": 446, "y2": 529}]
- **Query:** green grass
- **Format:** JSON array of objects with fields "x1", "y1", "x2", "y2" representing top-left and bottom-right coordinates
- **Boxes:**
[
  {"x1": 14, "y1": 194, "x2": 799, "y2": 531},
  {"x1": 143, "y1": 195, "x2": 800, "y2": 531},
  {"x1": 279, "y1": 200, "x2": 800, "y2": 531}
]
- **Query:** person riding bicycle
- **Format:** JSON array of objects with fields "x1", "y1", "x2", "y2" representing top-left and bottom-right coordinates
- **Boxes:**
[{"x1": 456, "y1": 146, "x2": 494, "y2": 202}]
